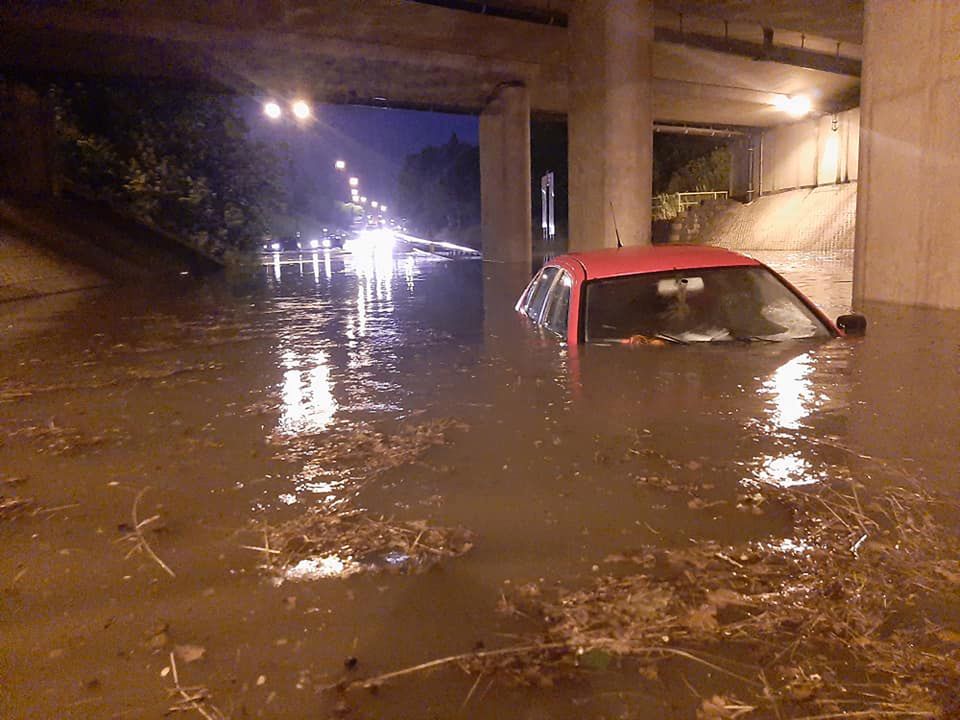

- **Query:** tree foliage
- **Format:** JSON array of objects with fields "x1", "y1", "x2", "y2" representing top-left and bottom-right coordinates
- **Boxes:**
[
  {"x1": 51, "y1": 82, "x2": 284, "y2": 257},
  {"x1": 396, "y1": 134, "x2": 479, "y2": 238},
  {"x1": 665, "y1": 146, "x2": 731, "y2": 194}
]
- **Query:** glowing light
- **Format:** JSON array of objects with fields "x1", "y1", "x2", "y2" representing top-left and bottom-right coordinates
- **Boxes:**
[
  {"x1": 381, "y1": 205, "x2": 387, "y2": 212},
  {"x1": 349, "y1": 177, "x2": 360, "y2": 188},
  {"x1": 263, "y1": 101, "x2": 282, "y2": 120},
  {"x1": 371, "y1": 200, "x2": 379, "y2": 209},
  {"x1": 291, "y1": 99, "x2": 311, "y2": 120},
  {"x1": 309, "y1": 239, "x2": 319, "y2": 249},
  {"x1": 271, "y1": 242, "x2": 280, "y2": 251},
  {"x1": 773, "y1": 94, "x2": 812, "y2": 117},
  {"x1": 360, "y1": 196, "x2": 367, "y2": 203},
  {"x1": 322, "y1": 238, "x2": 331, "y2": 248},
  {"x1": 334, "y1": 160, "x2": 346, "y2": 171}
]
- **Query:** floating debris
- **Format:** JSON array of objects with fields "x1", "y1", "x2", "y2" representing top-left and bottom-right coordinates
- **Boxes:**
[
  {"x1": 271, "y1": 418, "x2": 467, "y2": 479},
  {"x1": 340, "y1": 482, "x2": 960, "y2": 718},
  {"x1": 0, "y1": 495, "x2": 33, "y2": 519},
  {"x1": 116, "y1": 487, "x2": 175, "y2": 577},
  {"x1": 6, "y1": 420, "x2": 128, "y2": 456},
  {"x1": 164, "y1": 651, "x2": 225, "y2": 720},
  {"x1": 255, "y1": 510, "x2": 474, "y2": 582}
]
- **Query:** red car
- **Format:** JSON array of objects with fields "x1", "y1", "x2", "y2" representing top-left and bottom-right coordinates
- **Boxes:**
[{"x1": 515, "y1": 245, "x2": 866, "y2": 345}]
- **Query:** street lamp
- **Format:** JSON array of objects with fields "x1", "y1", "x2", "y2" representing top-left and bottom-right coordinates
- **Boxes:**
[
  {"x1": 371, "y1": 200, "x2": 379, "y2": 209},
  {"x1": 349, "y1": 177, "x2": 360, "y2": 188},
  {"x1": 360, "y1": 196, "x2": 367, "y2": 204},
  {"x1": 334, "y1": 160, "x2": 346, "y2": 171},
  {"x1": 263, "y1": 101, "x2": 282, "y2": 120},
  {"x1": 381, "y1": 205, "x2": 388, "y2": 212},
  {"x1": 291, "y1": 99, "x2": 312, "y2": 121}
]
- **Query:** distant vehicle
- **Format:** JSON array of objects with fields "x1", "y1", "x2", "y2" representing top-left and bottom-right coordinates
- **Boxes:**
[
  {"x1": 516, "y1": 245, "x2": 866, "y2": 345},
  {"x1": 261, "y1": 236, "x2": 303, "y2": 254},
  {"x1": 262, "y1": 231, "x2": 346, "y2": 253}
]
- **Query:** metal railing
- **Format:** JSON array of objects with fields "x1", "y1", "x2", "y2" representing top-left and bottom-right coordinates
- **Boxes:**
[{"x1": 653, "y1": 190, "x2": 729, "y2": 220}]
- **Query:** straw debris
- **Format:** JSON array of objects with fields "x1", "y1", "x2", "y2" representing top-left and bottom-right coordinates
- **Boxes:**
[
  {"x1": 271, "y1": 417, "x2": 467, "y2": 475},
  {"x1": 343, "y1": 482, "x2": 960, "y2": 718},
  {"x1": 255, "y1": 418, "x2": 472, "y2": 579},
  {"x1": 256, "y1": 510, "x2": 474, "y2": 580}
]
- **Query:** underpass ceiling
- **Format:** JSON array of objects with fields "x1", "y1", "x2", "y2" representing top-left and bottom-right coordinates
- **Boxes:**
[{"x1": 0, "y1": 0, "x2": 863, "y2": 128}]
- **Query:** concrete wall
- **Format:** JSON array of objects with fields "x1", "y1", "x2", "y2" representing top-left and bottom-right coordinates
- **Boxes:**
[
  {"x1": 760, "y1": 107, "x2": 860, "y2": 194},
  {"x1": 0, "y1": 82, "x2": 57, "y2": 197},
  {"x1": 855, "y1": 0, "x2": 960, "y2": 310},
  {"x1": 0, "y1": 225, "x2": 105, "y2": 302}
]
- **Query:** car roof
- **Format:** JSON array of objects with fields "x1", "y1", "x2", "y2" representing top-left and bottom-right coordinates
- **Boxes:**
[{"x1": 559, "y1": 245, "x2": 761, "y2": 280}]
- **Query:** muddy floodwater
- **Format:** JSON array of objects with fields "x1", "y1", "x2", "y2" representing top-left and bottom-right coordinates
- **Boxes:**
[{"x1": 2, "y1": 242, "x2": 958, "y2": 719}]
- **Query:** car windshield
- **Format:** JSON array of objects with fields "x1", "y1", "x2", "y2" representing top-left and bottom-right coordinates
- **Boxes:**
[{"x1": 584, "y1": 266, "x2": 831, "y2": 343}]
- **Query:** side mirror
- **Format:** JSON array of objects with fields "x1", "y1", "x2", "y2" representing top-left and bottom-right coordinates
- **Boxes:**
[{"x1": 836, "y1": 313, "x2": 867, "y2": 336}]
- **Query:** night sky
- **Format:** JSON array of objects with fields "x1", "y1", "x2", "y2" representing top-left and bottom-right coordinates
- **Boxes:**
[{"x1": 247, "y1": 100, "x2": 479, "y2": 211}]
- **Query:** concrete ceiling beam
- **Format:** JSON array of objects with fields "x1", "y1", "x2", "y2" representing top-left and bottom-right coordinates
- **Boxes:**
[{"x1": 654, "y1": 27, "x2": 861, "y2": 77}]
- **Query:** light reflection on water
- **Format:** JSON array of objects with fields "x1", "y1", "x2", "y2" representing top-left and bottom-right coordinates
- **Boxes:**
[
  {"x1": 762, "y1": 352, "x2": 817, "y2": 432},
  {"x1": 277, "y1": 350, "x2": 338, "y2": 436}
]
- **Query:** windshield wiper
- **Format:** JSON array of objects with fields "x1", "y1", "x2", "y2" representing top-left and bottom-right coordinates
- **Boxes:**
[{"x1": 654, "y1": 332, "x2": 687, "y2": 345}]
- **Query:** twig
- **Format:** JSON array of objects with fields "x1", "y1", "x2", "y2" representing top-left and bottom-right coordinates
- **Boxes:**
[
  {"x1": 129, "y1": 487, "x2": 175, "y2": 577},
  {"x1": 336, "y1": 640, "x2": 763, "y2": 693},
  {"x1": 788, "y1": 711, "x2": 934, "y2": 720},
  {"x1": 37, "y1": 503, "x2": 81, "y2": 514},
  {"x1": 239, "y1": 545, "x2": 282, "y2": 554},
  {"x1": 459, "y1": 671, "x2": 484, "y2": 712},
  {"x1": 335, "y1": 642, "x2": 569, "y2": 690},
  {"x1": 167, "y1": 652, "x2": 224, "y2": 720}
]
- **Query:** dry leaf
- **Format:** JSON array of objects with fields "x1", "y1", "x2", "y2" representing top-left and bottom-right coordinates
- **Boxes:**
[
  {"x1": 684, "y1": 604, "x2": 719, "y2": 632},
  {"x1": 174, "y1": 644, "x2": 206, "y2": 664}
]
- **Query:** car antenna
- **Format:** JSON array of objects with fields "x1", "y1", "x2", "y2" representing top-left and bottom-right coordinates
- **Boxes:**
[{"x1": 609, "y1": 202, "x2": 623, "y2": 248}]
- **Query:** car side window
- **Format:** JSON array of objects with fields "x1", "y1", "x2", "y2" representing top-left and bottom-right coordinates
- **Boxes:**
[
  {"x1": 543, "y1": 271, "x2": 572, "y2": 337},
  {"x1": 524, "y1": 267, "x2": 559, "y2": 321}
]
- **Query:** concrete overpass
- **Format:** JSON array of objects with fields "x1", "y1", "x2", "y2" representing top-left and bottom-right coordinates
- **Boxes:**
[{"x1": 0, "y1": 1, "x2": 957, "y2": 309}]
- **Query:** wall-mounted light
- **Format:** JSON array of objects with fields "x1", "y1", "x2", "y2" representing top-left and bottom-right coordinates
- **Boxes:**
[{"x1": 773, "y1": 94, "x2": 812, "y2": 118}]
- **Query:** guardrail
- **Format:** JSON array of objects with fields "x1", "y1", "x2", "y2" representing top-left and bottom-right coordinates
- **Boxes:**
[{"x1": 394, "y1": 231, "x2": 481, "y2": 259}]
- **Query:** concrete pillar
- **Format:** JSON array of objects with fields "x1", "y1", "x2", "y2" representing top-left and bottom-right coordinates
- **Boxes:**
[
  {"x1": 728, "y1": 136, "x2": 757, "y2": 202},
  {"x1": 0, "y1": 82, "x2": 57, "y2": 198},
  {"x1": 569, "y1": 0, "x2": 653, "y2": 250},
  {"x1": 479, "y1": 82, "x2": 532, "y2": 265},
  {"x1": 854, "y1": 0, "x2": 960, "y2": 309}
]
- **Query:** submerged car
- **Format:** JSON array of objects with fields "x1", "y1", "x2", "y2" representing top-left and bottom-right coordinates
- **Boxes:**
[{"x1": 516, "y1": 245, "x2": 866, "y2": 345}]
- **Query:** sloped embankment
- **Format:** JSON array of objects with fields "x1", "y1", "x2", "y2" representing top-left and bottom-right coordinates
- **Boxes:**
[{"x1": 692, "y1": 183, "x2": 858, "y2": 252}]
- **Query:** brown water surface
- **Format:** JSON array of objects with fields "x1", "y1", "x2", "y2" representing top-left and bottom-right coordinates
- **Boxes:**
[{"x1": 1, "y1": 244, "x2": 957, "y2": 719}]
